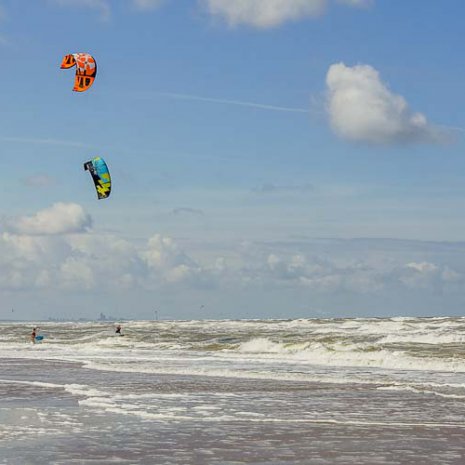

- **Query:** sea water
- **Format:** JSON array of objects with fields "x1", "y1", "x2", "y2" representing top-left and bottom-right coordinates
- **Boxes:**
[{"x1": 0, "y1": 318, "x2": 465, "y2": 464}]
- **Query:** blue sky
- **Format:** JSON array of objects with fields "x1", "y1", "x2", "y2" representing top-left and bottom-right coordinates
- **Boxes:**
[{"x1": 1, "y1": 0, "x2": 465, "y2": 320}]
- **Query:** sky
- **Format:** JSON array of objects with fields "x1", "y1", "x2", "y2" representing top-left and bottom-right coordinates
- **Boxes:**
[{"x1": 1, "y1": 0, "x2": 465, "y2": 320}]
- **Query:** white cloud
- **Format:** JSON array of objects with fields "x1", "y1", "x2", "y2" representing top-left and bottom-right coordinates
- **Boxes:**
[
  {"x1": 0, "y1": 206, "x2": 217, "y2": 293},
  {"x1": 35, "y1": 270, "x2": 52, "y2": 288},
  {"x1": 267, "y1": 253, "x2": 316, "y2": 280},
  {"x1": 166, "y1": 264, "x2": 195, "y2": 283},
  {"x1": 397, "y1": 261, "x2": 462, "y2": 290},
  {"x1": 132, "y1": 0, "x2": 164, "y2": 10},
  {"x1": 326, "y1": 62, "x2": 445, "y2": 144},
  {"x1": 141, "y1": 234, "x2": 211, "y2": 285},
  {"x1": 238, "y1": 245, "x2": 464, "y2": 296},
  {"x1": 48, "y1": 0, "x2": 369, "y2": 25},
  {"x1": 60, "y1": 257, "x2": 95, "y2": 290},
  {"x1": 0, "y1": 233, "x2": 50, "y2": 262},
  {"x1": 405, "y1": 262, "x2": 438, "y2": 274},
  {"x1": 143, "y1": 234, "x2": 192, "y2": 270},
  {"x1": 1, "y1": 204, "x2": 465, "y2": 318},
  {"x1": 202, "y1": 0, "x2": 374, "y2": 28},
  {"x1": 264, "y1": 252, "x2": 383, "y2": 293},
  {"x1": 202, "y1": 0, "x2": 326, "y2": 28},
  {"x1": 0, "y1": 233, "x2": 58, "y2": 290},
  {"x1": 4, "y1": 203, "x2": 92, "y2": 235}
]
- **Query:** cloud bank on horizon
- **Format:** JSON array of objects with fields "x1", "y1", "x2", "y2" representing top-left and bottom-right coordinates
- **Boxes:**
[{"x1": 0, "y1": 203, "x2": 463, "y2": 317}]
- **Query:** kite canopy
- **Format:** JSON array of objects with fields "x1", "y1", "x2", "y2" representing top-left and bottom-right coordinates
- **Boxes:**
[
  {"x1": 60, "y1": 53, "x2": 97, "y2": 92},
  {"x1": 84, "y1": 157, "x2": 111, "y2": 200}
]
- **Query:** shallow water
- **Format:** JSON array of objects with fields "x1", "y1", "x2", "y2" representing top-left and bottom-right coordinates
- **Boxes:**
[{"x1": 1, "y1": 318, "x2": 465, "y2": 464}]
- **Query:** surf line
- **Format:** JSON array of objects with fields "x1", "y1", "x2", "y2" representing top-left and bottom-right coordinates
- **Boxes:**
[{"x1": 239, "y1": 418, "x2": 465, "y2": 429}]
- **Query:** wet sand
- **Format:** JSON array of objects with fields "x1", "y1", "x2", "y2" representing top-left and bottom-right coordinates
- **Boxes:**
[{"x1": 1, "y1": 358, "x2": 464, "y2": 465}]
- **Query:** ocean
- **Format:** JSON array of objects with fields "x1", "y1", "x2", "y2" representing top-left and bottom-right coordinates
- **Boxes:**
[{"x1": 1, "y1": 317, "x2": 465, "y2": 464}]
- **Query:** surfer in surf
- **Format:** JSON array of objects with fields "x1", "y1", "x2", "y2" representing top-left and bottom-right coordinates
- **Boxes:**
[
  {"x1": 31, "y1": 327, "x2": 37, "y2": 344},
  {"x1": 115, "y1": 324, "x2": 122, "y2": 336}
]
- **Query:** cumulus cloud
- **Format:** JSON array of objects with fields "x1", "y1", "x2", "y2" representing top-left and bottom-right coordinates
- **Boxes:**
[
  {"x1": 264, "y1": 253, "x2": 383, "y2": 293},
  {"x1": 1, "y1": 203, "x2": 465, "y2": 318},
  {"x1": 60, "y1": 257, "x2": 95, "y2": 290},
  {"x1": 235, "y1": 245, "x2": 464, "y2": 296},
  {"x1": 0, "y1": 231, "x2": 125, "y2": 292},
  {"x1": 0, "y1": 233, "x2": 51, "y2": 262},
  {"x1": 0, "y1": 230, "x2": 204, "y2": 292},
  {"x1": 397, "y1": 261, "x2": 462, "y2": 290},
  {"x1": 0, "y1": 233, "x2": 63, "y2": 290},
  {"x1": 141, "y1": 234, "x2": 214, "y2": 286},
  {"x1": 326, "y1": 63, "x2": 445, "y2": 144},
  {"x1": 143, "y1": 234, "x2": 193, "y2": 270},
  {"x1": 4, "y1": 203, "x2": 92, "y2": 235},
  {"x1": 0, "y1": 203, "x2": 220, "y2": 293}
]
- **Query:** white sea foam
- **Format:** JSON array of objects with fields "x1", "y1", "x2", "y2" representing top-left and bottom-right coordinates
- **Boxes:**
[
  {"x1": 2, "y1": 318, "x2": 465, "y2": 396},
  {"x1": 232, "y1": 337, "x2": 465, "y2": 373}
]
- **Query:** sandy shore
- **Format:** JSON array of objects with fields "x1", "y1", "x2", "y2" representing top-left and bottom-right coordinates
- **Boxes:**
[{"x1": 1, "y1": 357, "x2": 464, "y2": 464}]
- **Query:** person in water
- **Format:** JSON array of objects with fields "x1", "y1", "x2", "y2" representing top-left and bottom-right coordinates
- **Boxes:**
[
  {"x1": 31, "y1": 327, "x2": 37, "y2": 344},
  {"x1": 115, "y1": 324, "x2": 122, "y2": 335}
]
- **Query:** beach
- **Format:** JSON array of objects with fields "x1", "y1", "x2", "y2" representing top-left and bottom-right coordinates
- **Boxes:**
[{"x1": 1, "y1": 318, "x2": 465, "y2": 464}]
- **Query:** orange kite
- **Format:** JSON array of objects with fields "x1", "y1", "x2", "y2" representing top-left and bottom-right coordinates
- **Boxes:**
[{"x1": 60, "y1": 53, "x2": 97, "y2": 92}]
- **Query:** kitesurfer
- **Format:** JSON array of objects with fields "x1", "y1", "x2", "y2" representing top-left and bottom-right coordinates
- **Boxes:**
[
  {"x1": 31, "y1": 327, "x2": 37, "y2": 344},
  {"x1": 115, "y1": 324, "x2": 122, "y2": 335}
]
